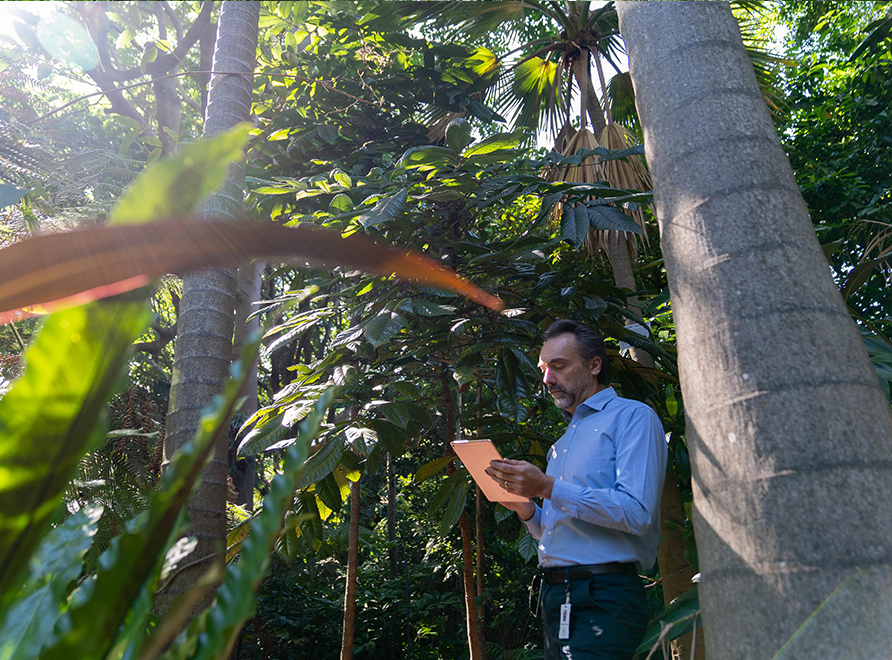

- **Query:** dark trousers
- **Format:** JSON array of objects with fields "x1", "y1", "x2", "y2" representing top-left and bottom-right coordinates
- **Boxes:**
[{"x1": 541, "y1": 574, "x2": 649, "y2": 660}]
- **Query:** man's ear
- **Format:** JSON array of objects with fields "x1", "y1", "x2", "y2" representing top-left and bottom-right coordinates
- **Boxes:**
[{"x1": 590, "y1": 356, "x2": 602, "y2": 377}]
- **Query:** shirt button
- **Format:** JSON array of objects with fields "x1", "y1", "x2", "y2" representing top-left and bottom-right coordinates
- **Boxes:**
[
  {"x1": 548, "y1": 531, "x2": 552, "y2": 536},
  {"x1": 559, "y1": 476, "x2": 563, "y2": 480},
  {"x1": 572, "y1": 424, "x2": 577, "y2": 428},
  {"x1": 563, "y1": 449, "x2": 567, "y2": 453},
  {"x1": 562, "y1": 507, "x2": 567, "y2": 512}
]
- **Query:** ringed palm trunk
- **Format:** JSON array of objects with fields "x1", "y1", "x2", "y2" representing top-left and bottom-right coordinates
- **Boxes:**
[
  {"x1": 158, "y1": 1, "x2": 260, "y2": 616},
  {"x1": 618, "y1": 2, "x2": 892, "y2": 657}
]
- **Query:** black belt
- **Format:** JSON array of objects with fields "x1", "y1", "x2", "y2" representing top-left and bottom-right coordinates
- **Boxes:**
[{"x1": 539, "y1": 562, "x2": 637, "y2": 584}]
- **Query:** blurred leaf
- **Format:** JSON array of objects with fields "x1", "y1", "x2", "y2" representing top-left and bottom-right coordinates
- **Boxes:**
[
  {"x1": 329, "y1": 193, "x2": 353, "y2": 214},
  {"x1": 397, "y1": 146, "x2": 458, "y2": 171},
  {"x1": 0, "y1": 216, "x2": 503, "y2": 325},
  {"x1": 0, "y1": 507, "x2": 102, "y2": 660},
  {"x1": 41, "y1": 338, "x2": 260, "y2": 660},
  {"x1": 0, "y1": 299, "x2": 151, "y2": 615},
  {"x1": 111, "y1": 124, "x2": 250, "y2": 224}
]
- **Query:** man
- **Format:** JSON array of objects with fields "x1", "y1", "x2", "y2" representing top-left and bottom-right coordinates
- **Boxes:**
[{"x1": 486, "y1": 319, "x2": 667, "y2": 660}]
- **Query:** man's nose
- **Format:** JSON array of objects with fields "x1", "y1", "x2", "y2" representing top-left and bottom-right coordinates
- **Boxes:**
[{"x1": 542, "y1": 368, "x2": 555, "y2": 386}]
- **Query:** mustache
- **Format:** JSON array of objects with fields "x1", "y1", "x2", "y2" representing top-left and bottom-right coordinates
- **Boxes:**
[{"x1": 548, "y1": 386, "x2": 568, "y2": 395}]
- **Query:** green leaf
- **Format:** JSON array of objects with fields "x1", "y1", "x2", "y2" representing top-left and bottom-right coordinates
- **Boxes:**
[
  {"x1": 274, "y1": 523, "x2": 300, "y2": 564},
  {"x1": 585, "y1": 204, "x2": 644, "y2": 235},
  {"x1": 0, "y1": 300, "x2": 151, "y2": 616},
  {"x1": 333, "y1": 171, "x2": 352, "y2": 188},
  {"x1": 329, "y1": 193, "x2": 353, "y2": 214},
  {"x1": 369, "y1": 420, "x2": 406, "y2": 456},
  {"x1": 380, "y1": 402, "x2": 410, "y2": 429},
  {"x1": 494, "y1": 504, "x2": 512, "y2": 523},
  {"x1": 414, "y1": 455, "x2": 455, "y2": 483},
  {"x1": 294, "y1": 433, "x2": 345, "y2": 490},
  {"x1": 397, "y1": 146, "x2": 458, "y2": 171},
  {"x1": 0, "y1": 507, "x2": 102, "y2": 660},
  {"x1": 40, "y1": 339, "x2": 261, "y2": 660},
  {"x1": 358, "y1": 189, "x2": 408, "y2": 229},
  {"x1": 561, "y1": 204, "x2": 589, "y2": 247},
  {"x1": 116, "y1": 27, "x2": 135, "y2": 49},
  {"x1": 363, "y1": 310, "x2": 405, "y2": 347},
  {"x1": 463, "y1": 130, "x2": 527, "y2": 158},
  {"x1": 316, "y1": 472, "x2": 343, "y2": 514},
  {"x1": 111, "y1": 123, "x2": 251, "y2": 224},
  {"x1": 517, "y1": 530, "x2": 538, "y2": 562},
  {"x1": 635, "y1": 587, "x2": 701, "y2": 655},
  {"x1": 236, "y1": 413, "x2": 288, "y2": 456},
  {"x1": 446, "y1": 118, "x2": 472, "y2": 153},
  {"x1": 0, "y1": 183, "x2": 30, "y2": 209},
  {"x1": 439, "y1": 479, "x2": 470, "y2": 535},
  {"x1": 495, "y1": 348, "x2": 530, "y2": 422}
]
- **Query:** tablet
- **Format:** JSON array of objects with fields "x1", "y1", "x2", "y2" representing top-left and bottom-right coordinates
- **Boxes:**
[{"x1": 450, "y1": 439, "x2": 529, "y2": 503}]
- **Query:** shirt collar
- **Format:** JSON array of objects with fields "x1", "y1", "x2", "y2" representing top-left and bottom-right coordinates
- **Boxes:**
[{"x1": 560, "y1": 387, "x2": 617, "y2": 422}]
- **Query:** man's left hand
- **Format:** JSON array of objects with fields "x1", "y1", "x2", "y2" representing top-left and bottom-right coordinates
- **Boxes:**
[{"x1": 486, "y1": 459, "x2": 554, "y2": 500}]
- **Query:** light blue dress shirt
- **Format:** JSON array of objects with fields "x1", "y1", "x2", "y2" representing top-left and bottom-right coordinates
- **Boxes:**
[{"x1": 522, "y1": 387, "x2": 667, "y2": 570}]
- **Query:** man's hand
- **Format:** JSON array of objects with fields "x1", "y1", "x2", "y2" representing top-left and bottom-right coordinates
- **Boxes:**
[{"x1": 486, "y1": 458, "x2": 555, "y2": 501}]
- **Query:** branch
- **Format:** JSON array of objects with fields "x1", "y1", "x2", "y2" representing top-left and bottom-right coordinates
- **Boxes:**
[{"x1": 28, "y1": 70, "x2": 386, "y2": 125}]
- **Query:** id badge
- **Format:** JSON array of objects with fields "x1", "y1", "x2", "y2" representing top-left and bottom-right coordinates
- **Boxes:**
[{"x1": 558, "y1": 602, "x2": 571, "y2": 639}]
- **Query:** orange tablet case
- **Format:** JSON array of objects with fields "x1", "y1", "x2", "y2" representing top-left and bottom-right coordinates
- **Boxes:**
[{"x1": 450, "y1": 439, "x2": 529, "y2": 503}]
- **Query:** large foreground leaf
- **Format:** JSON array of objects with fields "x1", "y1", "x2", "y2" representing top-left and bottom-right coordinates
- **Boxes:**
[
  {"x1": 40, "y1": 341, "x2": 259, "y2": 660},
  {"x1": 0, "y1": 217, "x2": 502, "y2": 324},
  {"x1": 0, "y1": 299, "x2": 152, "y2": 614}
]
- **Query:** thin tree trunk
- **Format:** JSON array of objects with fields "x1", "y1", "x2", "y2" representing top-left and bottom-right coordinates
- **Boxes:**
[
  {"x1": 618, "y1": 3, "x2": 892, "y2": 658},
  {"x1": 388, "y1": 451, "x2": 398, "y2": 575},
  {"x1": 340, "y1": 478, "x2": 361, "y2": 660},
  {"x1": 442, "y1": 370, "x2": 482, "y2": 660},
  {"x1": 158, "y1": 1, "x2": 260, "y2": 617},
  {"x1": 231, "y1": 260, "x2": 263, "y2": 510},
  {"x1": 474, "y1": 383, "x2": 487, "y2": 660}
]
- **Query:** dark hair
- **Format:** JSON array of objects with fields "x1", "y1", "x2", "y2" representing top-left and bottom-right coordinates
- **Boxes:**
[{"x1": 542, "y1": 319, "x2": 611, "y2": 385}]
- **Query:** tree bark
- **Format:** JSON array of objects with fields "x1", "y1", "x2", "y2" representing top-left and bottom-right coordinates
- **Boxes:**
[
  {"x1": 340, "y1": 478, "x2": 361, "y2": 660},
  {"x1": 618, "y1": 2, "x2": 892, "y2": 658},
  {"x1": 570, "y1": 49, "x2": 608, "y2": 139},
  {"x1": 474, "y1": 383, "x2": 487, "y2": 660},
  {"x1": 158, "y1": 1, "x2": 260, "y2": 617}
]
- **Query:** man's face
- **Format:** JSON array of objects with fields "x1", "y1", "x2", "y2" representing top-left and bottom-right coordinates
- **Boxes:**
[{"x1": 538, "y1": 333, "x2": 602, "y2": 414}]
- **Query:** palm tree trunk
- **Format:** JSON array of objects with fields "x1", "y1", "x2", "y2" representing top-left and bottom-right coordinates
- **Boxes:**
[
  {"x1": 158, "y1": 1, "x2": 260, "y2": 617},
  {"x1": 618, "y1": 2, "x2": 892, "y2": 657},
  {"x1": 340, "y1": 478, "x2": 361, "y2": 660},
  {"x1": 570, "y1": 49, "x2": 608, "y2": 138}
]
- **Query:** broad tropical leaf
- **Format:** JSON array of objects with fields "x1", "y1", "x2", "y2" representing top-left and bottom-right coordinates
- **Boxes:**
[
  {"x1": 0, "y1": 299, "x2": 151, "y2": 615},
  {"x1": 358, "y1": 189, "x2": 408, "y2": 229}
]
